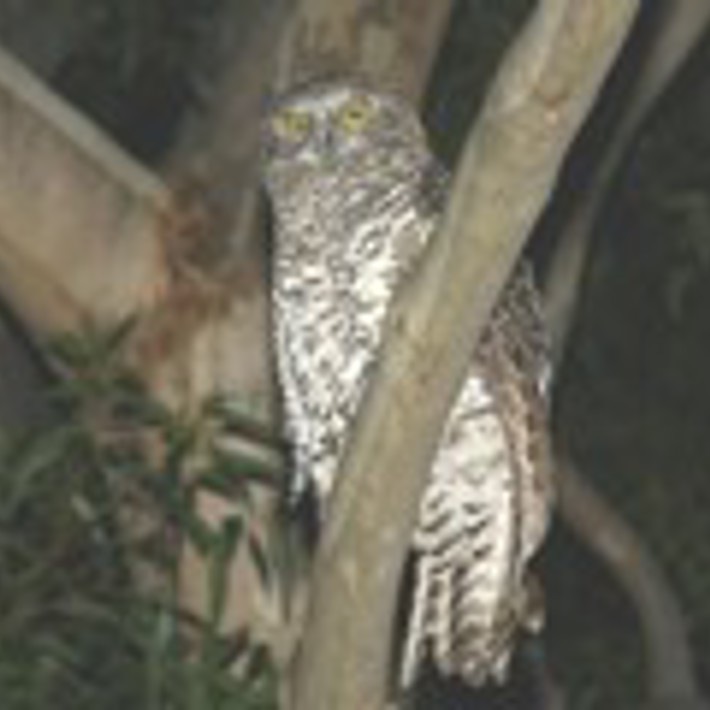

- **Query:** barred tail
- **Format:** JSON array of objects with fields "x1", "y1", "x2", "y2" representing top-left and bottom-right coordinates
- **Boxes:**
[
  {"x1": 397, "y1": 399, "x2": 522, "y2": 688},
  {"x1": 400, "y1": 533, "x2": 517, "y2": 688}
]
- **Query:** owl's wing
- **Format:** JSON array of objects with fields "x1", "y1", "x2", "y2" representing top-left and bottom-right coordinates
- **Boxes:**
[
  {"x1": 400, "y1": 264, "x2": 554, "y2": 687},
  {"x1": 481, "y1": 263, "x2": 554, "y2": 564}
]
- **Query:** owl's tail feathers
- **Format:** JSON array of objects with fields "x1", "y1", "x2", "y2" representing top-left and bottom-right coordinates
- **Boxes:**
[{"x1": 399, "y1": 550, "x2": 518, "y2": 689}]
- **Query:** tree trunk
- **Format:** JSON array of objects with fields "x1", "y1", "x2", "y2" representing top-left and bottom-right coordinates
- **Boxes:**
[
  {"x1": 0, "y1": 0, "x2": 454, "y2": 673},
  {"x1": 274, "y1": 0, "x2": 452, "y2": 101}
]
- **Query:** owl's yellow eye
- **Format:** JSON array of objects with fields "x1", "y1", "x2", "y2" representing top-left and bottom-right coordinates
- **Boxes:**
[
  {"x1": 336, "y1": 96, "x2": 375, "y2": 133},
  {"x1": 271, "y1": 108, "x2": 312, "y2": 139}
]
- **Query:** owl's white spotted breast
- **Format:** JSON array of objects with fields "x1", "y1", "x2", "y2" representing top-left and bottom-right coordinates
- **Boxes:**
[
  {"x1": 262, "y1": 82, "x2": 553, "y2": 688},
  {"x1": 271, "y1": 161, "x2": 433, "y2": 499}
]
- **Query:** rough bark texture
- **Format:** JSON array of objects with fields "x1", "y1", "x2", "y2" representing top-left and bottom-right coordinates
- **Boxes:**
[{"x1": 290, "y1": 3, "x2": 641, "y2": 709}]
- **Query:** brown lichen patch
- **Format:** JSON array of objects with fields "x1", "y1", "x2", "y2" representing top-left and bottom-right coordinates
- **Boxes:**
[{"x1": 128, "y1": 177, "x2": 261, "y2": 377}]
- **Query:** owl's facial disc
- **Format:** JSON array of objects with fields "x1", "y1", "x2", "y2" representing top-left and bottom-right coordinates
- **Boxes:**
[{"x1": 262, "y1": 83, "x2": 427, "y2": 188}]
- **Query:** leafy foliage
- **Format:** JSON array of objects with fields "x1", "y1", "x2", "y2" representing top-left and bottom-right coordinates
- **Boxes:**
[{"x1": 0, "y1": 322, "x2": 279, "y2": 709}]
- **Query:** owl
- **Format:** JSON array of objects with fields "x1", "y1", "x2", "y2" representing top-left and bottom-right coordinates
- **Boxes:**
[{"x1": 261, "y1": 80, "x2": 553, "y2": 687}]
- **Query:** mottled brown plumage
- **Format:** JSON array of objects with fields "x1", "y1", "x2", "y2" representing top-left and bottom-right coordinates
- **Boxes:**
[{"x1": 261, "y1": 80, "x2": 553, "y2": 687}]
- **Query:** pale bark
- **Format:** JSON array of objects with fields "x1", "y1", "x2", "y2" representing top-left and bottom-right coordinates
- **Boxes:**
[
  {"x1": 0, "y1": 0, "x2": 455, "y2": 670},
  {"x1": 291, "y1": 3, "x2": 640, "y2": 709},
  {"x1": 0, "y1": 2, "x2": 102, "y2": 431},
  {"x1": 274, "y1": 0, "x2": 452, "y2": 101},
  {"x1": 0, "y1": 46, "x2": 165, "y2": 337},
  {"x1": 0, "y1": 31, "x2": 281, "y2": 643}
]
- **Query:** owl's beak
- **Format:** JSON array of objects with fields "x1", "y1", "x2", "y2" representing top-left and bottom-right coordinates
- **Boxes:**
[{"x1": 317, "y1": 127, "x2": 338, "y2": 169}]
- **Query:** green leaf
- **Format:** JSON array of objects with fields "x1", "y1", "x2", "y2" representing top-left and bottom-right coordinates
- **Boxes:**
[
  {"x1": 0, "y1": 427, "x2": 79, "y2": 521},
  {"x1": 247, "y1": 532, "x2": 271, "y2": 592},
  {"x1": 207, "y1": 516, "x2": 244, "y2": 628}
]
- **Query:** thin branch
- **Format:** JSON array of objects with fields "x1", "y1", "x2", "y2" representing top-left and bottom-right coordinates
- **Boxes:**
[
  {"x1": 539, "y1": 3, "x2": 710, "y2": 706},
  {"x1": 544, "y1": 0, "x2": 710, "y2": 364},
  {"x1": 291, "y1": 3, "x2": 640, "y2": 709},
  {"x1": 557, "y1": 459, "x2": 707, "y2": 710}
]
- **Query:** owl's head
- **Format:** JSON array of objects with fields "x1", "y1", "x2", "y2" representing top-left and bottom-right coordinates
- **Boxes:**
[{"x1": 261, "y1": 81, "x2": 428, "y2": 192}]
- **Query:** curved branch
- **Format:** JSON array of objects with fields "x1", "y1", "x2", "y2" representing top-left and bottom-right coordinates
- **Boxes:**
[
  {"x1": 557, "y1": 458, "x2": 707, "y2": 710},
  {"x1": 544, "y1": 0, "x2": 710, "y2": 364},
  {"x1": 540, "y1": 3, "x2": 710, "y2": 707},
  {"x1": 291, "y1": 3, "x2": 640, "y2": 709}
]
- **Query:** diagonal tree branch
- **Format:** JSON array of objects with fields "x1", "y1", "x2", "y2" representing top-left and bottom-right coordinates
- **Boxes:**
[
  {"x1": 291, "y1": 3, "x2": 641, "y2": 709},
  {"x1": 0, "y1": 45, "x2": 166, "y2": 336},
  {"x1": 544, "y1": 0, "x2": 710, "y2": 364},
  {"x1": 0, "y1": 0, "x2": 456, "y2": 674}
]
